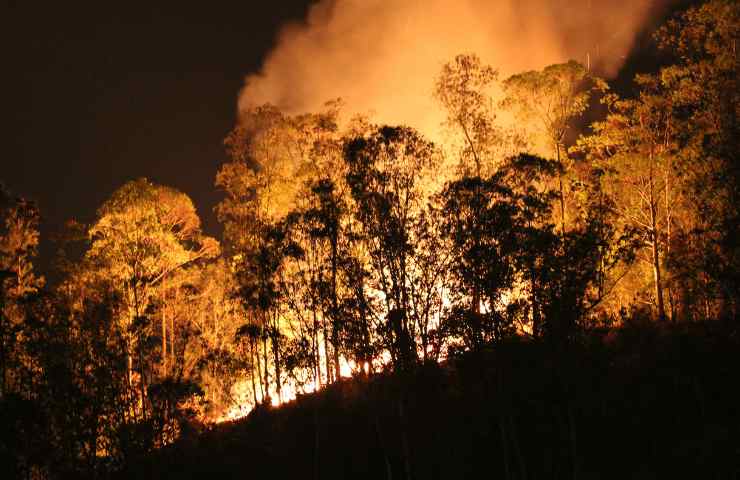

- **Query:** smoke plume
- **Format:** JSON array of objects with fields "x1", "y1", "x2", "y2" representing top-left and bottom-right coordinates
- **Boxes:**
[{"x1": 238, "y1": 0, "x2": 671, "y2": 138}]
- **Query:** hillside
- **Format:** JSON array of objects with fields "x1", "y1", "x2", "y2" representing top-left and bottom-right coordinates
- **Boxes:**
[{"x1": 121, "y1": 320, "x2": 739, "y2": 480}]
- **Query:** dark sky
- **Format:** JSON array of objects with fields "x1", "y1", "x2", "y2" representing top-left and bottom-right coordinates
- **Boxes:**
[{"x1": 5, "y1": 1, "x2": 314, "y2": 269}]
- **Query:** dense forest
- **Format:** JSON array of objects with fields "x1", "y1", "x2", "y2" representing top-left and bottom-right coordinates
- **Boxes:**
[{"x1": 2, "y1": 1, "x2": 738, "y2": 478}]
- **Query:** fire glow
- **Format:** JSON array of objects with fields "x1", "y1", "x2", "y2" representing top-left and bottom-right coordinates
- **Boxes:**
[
  {"x1": 239, "y1": 0, "x2": 672, "y2": 140},
  {"x1": 214, "y1": 356, "x2": 375, "y2": 423}
]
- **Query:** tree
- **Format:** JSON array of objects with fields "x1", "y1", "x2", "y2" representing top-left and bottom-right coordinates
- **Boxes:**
[
  {"x1": 86, "y1": 179, "x2": 218, "y2": 417},
  {"x1": 236, "y1": 220, "x2": 302, "y2": 404},
  {"x1": 654, "y1": 0, "x2": 739, "y2": 318},
  {"x1": 216, "y1": 102, "x2": 344, "y2": 254},
  {"x1": 345, "y1": 125, "x2": 438, "y2": 369},
  {"x1": 439, "y1": 174, "x2": 519, "y2": 348},
  {"x1": 503, "y1": 60, "x2": 607, "y2": 234},
  {"x1": 295, "y1": 177, "x2": 349, "y2": 383},
  {"x1": 0, "y1": 188, "x2": 44, "y2": 399},
  {"x1": 434, "y1": 53, "x2": 503, "y2": 178},
  {"x1": 406, "y1": 205, "x2": 450, "y2": 362},
  {"x1": 575, "y1": 79, "x2": 680, "y2": 323}
]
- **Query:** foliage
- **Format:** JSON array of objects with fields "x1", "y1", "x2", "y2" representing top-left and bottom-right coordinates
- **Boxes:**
[{"x1": 3, "y1": 2, "x2": 738, "y2": 477}]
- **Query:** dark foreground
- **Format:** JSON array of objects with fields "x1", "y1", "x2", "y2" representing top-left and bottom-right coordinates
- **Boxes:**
[{"x1": 122, "y1": 320, "x2": 739, "y2": 480}]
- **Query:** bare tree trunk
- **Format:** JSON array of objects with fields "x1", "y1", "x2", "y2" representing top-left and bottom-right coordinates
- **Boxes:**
[
  {"x1": 272, "y1": 312, "x2": 282, "y2": 403},
  {"x1": 262, "y1": 323, "x2": 270, "y2": 401},
  {"x1": 649, "y1": 190, "x2": 666, "y2": 322},
  {"x1": 322, "y1": 312, "x2": 332, "y2": 384},
  {"x1": 664, "y1": 161, "x2": 675, "y2": 322},
  {"x1": 530, "y1": 268, "x2": 541, "y2": 337},
  {"x1": 127, "y1": 352, "x2": 133, "y2": 388},
  {"x1": 651, "y1": 236, "x2": 667, "y2": 322},
  {"x1": 161, "y1": 286, "x2": 167, "y2": 377},
  {"x1": 331, "y1": 239, "x2": 341, "y2": 380},
  {"x1": 556, "y1": 143, "x2": 567, "y2": 235},
  {"x1": 256, "y1": 334, "x2": 265, "y2": 403},
  {"x1": 312, "y1": 307, "x2": 321, "y2": 389},
  {"x1": 249, "y1": 338, "x2": 258, "y2": 406},
  {"x1": 169, "y1": 288, "x2": 176, "y2": 375},
  {"x1": 138, "y1": 345, "x2": 147, "y2": 421}
]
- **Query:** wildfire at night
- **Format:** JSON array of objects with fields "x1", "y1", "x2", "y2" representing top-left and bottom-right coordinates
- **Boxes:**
[{"x1": 3, "y1": 1, "x2": 738, "y2": 478}]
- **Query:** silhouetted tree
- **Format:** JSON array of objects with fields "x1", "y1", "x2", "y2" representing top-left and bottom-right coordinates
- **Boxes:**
[{"x1": 345, "y1": 125, "x2": 437, "y2": 370}]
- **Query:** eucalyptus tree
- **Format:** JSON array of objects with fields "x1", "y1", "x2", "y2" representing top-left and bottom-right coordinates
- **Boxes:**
[
  {"x1": 0, "y1": 189, "x2": 44, "y2": 399},
  {"x1": 236, "y1": 220, "x2": 302, "y2": 404},
  {"x1": 435, "y1": 54, "x2": 511, "y2": 320},
  {"x1": 502, "y1": 60, "x2": 607, "y2": 234},
  {"x1": 574, "y1": 82, "x2": 678, "y2": 322},
  {"x1": 86, "y1": 178, "x2": 218, "y2": 416},
  {"x1": 345, "y1": 125, "x2": 438, "y2": 369},
  {"x1": 294, "y1": 178, "x2": 349, "y2": 383},
  {"x1": 438, "y1": 174, "x2": 519, "y2": 349},
  {"x1": 653, "y1": 0, "x2": 740, "y2": 317},
  {"x1": 216, "y1": 103, "x2": 345, "y2": 390},
  {"x1": 434, "y1": 53, "x2": 502, "y2": 178}
]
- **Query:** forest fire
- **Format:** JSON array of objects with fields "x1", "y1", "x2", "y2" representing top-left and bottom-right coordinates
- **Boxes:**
[
  {"x1": 214, "y1": 356, "x2": 378, "y2": 423},
  {"x1": 2, "y1": 0, "x2": 738, "y2": 478}
]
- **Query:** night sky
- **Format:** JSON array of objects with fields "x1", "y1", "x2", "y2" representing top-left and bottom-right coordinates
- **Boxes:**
[{"x1": 6, "y1": 1, "x2": 314, "y2": 270}]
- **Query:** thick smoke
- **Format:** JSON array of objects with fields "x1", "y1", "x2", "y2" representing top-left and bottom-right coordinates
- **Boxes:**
[{"x1": 239, "y1": 0, "x2": 670, "y2": 138}]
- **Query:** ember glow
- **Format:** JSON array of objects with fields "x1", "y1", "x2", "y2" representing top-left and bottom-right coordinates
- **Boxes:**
[{"x1": 214, "y1": 355, "x2": 377, "y2": 423}]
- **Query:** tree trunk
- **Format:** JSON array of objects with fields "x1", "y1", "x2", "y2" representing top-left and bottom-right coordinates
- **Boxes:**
[
  {"x1": 312, "y1": 307, "x2": 321, "y2": 389},
  {"x1": 255, "y1": 334, "x2": 265, "y2": 403},
  {"x1": 169, "y1": 288, "x2": 176, "y2": 375},
  {"x1": 249, "y1": 338, "x2": 258, "y2": 406},
  {"x1": 161, "y1": 288, "x2": 167, "y2": 377},
  {"x1": 649, "y1": 192, "x2": 666, "y2": 322},
  {"x1": 556, "y1": 143, "x2": 567, "y2": 235},
  {"x1": 530, "y1": 267, "x2": 541, "y2": 337},
  {"x1": 322, "y1": 312, "x2": 332, "y2": 384},
  {"x1": 651, "y1": 236, "x2": 667, "y2": 322},
  {"x1": 262, "y1": 323, "x2": 270, "y2": 401},
  {"x1": 664, "y1": 161, "x2": 675, "y2": 322},
  {"x1": 272, "y1": 312, "x2": 282, "y2": 403},
  {"x1": 331, "y1": 238, "x2": 341, "y2": 380}
]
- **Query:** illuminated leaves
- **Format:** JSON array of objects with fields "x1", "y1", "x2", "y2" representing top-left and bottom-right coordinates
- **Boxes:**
[
  {"x1": 87, "y1": 178, "x2": 219, "y2": 318},
  {"x1": 434, "y1": 53, "x2": 501, "y2": 177},
  {"x1": 0, "y1": 194, "x2": 44, "y2": 299},
  {"x1": 502, "y1": 60, "x2": 606, "y2": 156}
]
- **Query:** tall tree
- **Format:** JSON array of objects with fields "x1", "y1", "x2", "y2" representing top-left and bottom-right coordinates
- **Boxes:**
[
  {"x1": 503, "y1": 61, "x2": 607, "y2": 234},
  {"x1": 654, "y1": 0, "x2": 739, "y2": 317},
  {"x1": 0, "y1": 188, "x2": 44, "y2": 399},
  {"x1": 434, "y1": 53, "x2": 503, "y2": 178},
  {"x1": 86, "y1": 179, "x2": 218, "y2": 416},
  {"x1": 575, "y1": 81, "x2": 679, "y2": 322},
  {"x1": 345, "y1": 125, "x2": 437, "y2": 369}
]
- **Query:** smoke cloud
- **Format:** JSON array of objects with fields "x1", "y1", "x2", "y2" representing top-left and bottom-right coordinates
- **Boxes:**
[{"x1": 238, "y1": 0, "x2": 671, "y2": 138}]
